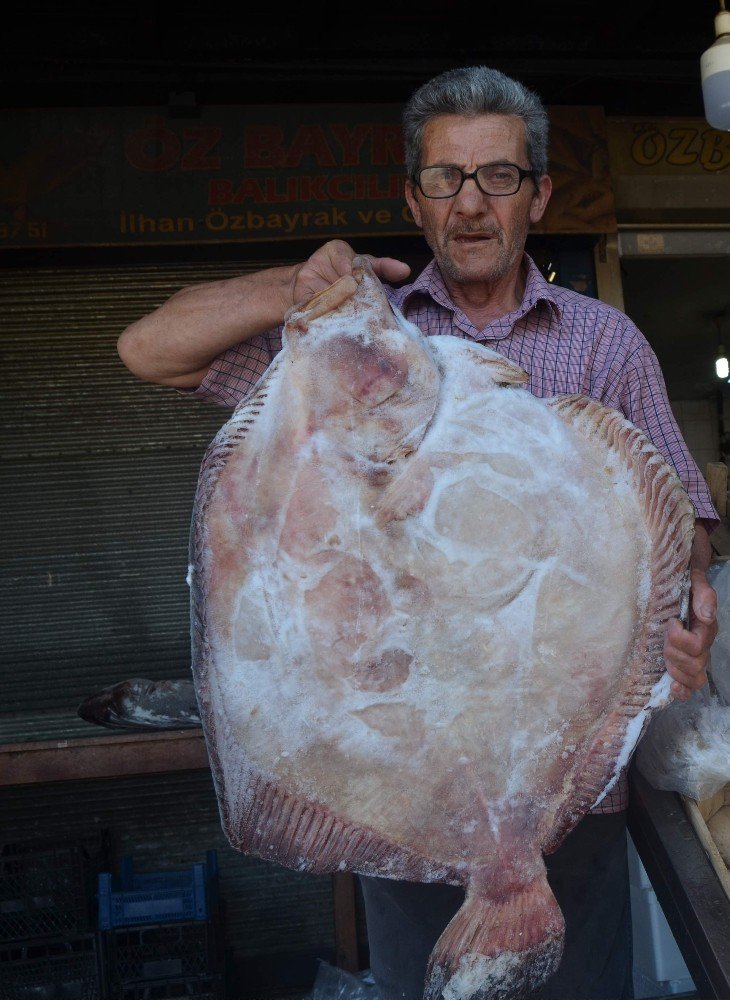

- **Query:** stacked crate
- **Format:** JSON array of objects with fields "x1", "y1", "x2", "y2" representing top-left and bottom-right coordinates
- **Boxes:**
[
  {"x1": 0, "y1": 834, "x2": 109, "y2": 999},
  {"x1": 97, "y1": 850, "x2": 226, "y2": 999}
]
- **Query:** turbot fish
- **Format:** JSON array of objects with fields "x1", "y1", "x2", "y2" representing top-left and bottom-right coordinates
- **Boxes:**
[{"x1": 189, "y1": 257, "x2": 694, "y2": 1000}]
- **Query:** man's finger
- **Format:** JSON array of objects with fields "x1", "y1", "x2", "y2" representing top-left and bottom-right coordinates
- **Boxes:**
[
  {"x1": 670, "y1": 679, "x2": 693, "y2": 701},
  {"x1": 370, "y1": 257, "x2": 411, "y2": 283},
  {"x1": 691, "y1": 587, "x2": 717, "y2": 624}
]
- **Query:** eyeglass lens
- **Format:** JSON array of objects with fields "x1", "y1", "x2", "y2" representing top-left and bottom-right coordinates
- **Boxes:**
[{"x1": 418, "y1": 163, "x2": 525, "y2": 198}]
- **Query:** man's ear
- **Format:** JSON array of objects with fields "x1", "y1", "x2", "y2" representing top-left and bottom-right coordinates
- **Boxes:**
[
  {"x1": 405, "y1": 179, "x2": 423, "y2": 229},
  {"x1": 529, "y1": 174, "x2": 552, "y2": 225}
]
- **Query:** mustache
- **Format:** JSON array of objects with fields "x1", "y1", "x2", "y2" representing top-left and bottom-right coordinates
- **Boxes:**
[{"x1": 447, "y1": 223, "x2": 502, "y2": 240}]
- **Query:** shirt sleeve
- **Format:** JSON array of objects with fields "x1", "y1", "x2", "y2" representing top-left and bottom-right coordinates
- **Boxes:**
[
  {"x1": 616, "y1": 337, "x2": 719, "y2": 528},
  {"x1": 186, "y1": 327, "x2": 284, "y2": 409}
]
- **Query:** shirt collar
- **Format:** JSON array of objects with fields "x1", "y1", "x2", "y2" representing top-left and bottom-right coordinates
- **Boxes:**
[{"x1": 401, "y1": 253, "x2": 563, "y2": 327}]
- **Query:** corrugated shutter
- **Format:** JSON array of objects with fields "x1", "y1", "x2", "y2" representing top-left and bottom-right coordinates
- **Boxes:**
[{"x1": 1, "y1": 261, "x2": 294, "y2": 735}]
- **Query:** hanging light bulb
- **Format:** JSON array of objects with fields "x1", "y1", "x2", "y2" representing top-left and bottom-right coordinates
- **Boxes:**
[{"x1": 701, "y1": 0, "x2": 730, "y2": 130}]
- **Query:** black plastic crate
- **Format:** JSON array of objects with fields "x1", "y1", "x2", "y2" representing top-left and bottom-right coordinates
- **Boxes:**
[
  {"x1": 102, "y1": 920, "x2": 223, "y2": 992},
  {"x1": 0, "y1": 932, "x2": 102, "y2": 1000},
  {"x1": 0, "y1": 832, "x2": 111, "y2": 944},
  {"x1": 116, "y1": 973, "x2": 225, "y2": 999}
]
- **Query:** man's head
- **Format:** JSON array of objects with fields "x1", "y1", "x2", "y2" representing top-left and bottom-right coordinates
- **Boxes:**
[
  {"x1": 402, "y1": 66, "x2": 552, "y2": 292},
  {"x1": 402, "y1": 65, "x2": 550, "y2": 182}
]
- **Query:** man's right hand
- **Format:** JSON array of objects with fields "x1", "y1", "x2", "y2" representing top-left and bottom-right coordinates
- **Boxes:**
[{"x1": 290, "y1": 240, "x2": 411, "y2": 307}]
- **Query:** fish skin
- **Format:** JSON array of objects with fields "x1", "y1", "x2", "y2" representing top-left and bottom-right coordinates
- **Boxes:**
[
  {"x1": 77, "y1": 678, "x2": 201, "y2": 731},
  {"x1": 189, "y1": 256, "x2": 694, "y2": 1000}
]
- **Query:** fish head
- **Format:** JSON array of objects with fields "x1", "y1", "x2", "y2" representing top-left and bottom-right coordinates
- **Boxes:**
[{"x1": 283, "y1": 256, "x2": 441, "y2": 463}]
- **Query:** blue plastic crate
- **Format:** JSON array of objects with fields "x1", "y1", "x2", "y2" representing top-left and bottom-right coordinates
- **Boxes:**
[
  {"x1": 120, "y1": 852, "x2": 217, "y2": 895},
  {"x1": 98, "y1": 855, "x2": 216, "y2": 929}
]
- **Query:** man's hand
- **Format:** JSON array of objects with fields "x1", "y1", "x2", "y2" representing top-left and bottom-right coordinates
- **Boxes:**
[
  {"x1": 664, "y1": 524, "x2": 718, "y2": 701},
  {"x1": 290, "y1": 240, "x2": 411, "y2": 306}
]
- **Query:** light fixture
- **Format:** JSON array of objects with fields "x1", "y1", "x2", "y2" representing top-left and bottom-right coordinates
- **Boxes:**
[
  {"x1": 701, "y1": 0, "x2": 730, "y2": 130},
  {"x1": 716, "y1": 311, "x2": 730, "y2": 379}
]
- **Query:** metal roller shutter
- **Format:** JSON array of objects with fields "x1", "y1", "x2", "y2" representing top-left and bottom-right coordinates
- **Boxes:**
[{"x1": 1, "y1": 260, "x2": 294, "y2": 737}]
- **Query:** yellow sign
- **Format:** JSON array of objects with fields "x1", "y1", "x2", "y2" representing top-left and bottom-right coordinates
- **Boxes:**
[
  {"x1": 608, "y1": 118, "x2": 730, "y2": 175},
  {"x1": 606, "y1": 118, "x2": 730, "y2": 223}
]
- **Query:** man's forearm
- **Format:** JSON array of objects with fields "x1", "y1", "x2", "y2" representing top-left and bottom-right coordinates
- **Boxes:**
[
  {"x1": 116, "y1": 241, "x2": 411, "y2": 390},
  {"x1": 116, "y1": 263, "x2": 298, "y2": 388}
]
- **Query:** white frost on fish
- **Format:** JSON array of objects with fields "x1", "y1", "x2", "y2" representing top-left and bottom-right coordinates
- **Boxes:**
[{"x1": 592, "y1": 671, "x2": 674, "y2": 808}]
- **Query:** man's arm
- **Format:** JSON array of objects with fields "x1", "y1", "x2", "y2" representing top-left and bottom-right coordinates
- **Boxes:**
[
  {"x1": 664, "y1": 522, "x2": 718, "y2": 700},
  {"x1": 116, "y1": 240, "x2": 410, "y2": 388}
]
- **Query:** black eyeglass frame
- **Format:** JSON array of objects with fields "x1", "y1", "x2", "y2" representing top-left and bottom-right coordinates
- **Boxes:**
[{"x1": 413, "y1": 162, "x2": 538, "y2": 199}]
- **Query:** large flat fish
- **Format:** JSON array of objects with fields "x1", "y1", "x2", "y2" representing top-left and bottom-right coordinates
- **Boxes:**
[{"x1": 189, "y1": 258, "x2": 694, "y2": 1000}]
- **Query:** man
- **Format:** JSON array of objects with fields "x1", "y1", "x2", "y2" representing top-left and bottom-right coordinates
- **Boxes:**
[{"x1": 118, "y1": 66, "x2": 718, "y2": 999}]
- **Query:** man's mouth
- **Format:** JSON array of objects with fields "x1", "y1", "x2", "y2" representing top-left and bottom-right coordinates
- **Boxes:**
[{"x1": 451, "y1": 230, "x2": 498, "y2": 244}]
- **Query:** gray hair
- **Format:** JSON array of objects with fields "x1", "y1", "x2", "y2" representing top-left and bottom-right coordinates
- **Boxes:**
[{"x1": 402, "y1": 65, "x2": 550, "y2": 180}]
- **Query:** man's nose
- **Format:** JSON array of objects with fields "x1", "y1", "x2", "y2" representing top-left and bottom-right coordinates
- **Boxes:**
[{"x1": 453, "y1": 176, "x2": 491, "y2": 211}]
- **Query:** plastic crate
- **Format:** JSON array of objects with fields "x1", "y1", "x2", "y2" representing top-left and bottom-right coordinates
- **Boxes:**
[
  {"x1": 117, "y1": 973, "x2": 225, "y2": 999},
  {"x1": 120, "y1": 853, "x2": 218, "y2": 894},
  {"x1": 101, "y1": 920, "x2": 222, "y2": 992},
  {"x1": 98, "y1": 867, "x2": 210, "y2": 930},
  {"x1": 0, "y1": 932, "x2": 102, "y2": 1000},
  {"x1": 0, "y1": 837, "x2": 107, "y2": 942}
]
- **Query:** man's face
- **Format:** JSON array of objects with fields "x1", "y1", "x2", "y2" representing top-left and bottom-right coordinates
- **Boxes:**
[{"x1": 405, "y1": 114, "x2": 551, "y2": 288}]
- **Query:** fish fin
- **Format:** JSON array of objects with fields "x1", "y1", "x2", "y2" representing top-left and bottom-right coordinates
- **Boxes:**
[
  {"x1": 286, "y1": 274, "x2": 359, "y2": 325},
  {"x1": 375, "y1": 458, "x2": 435, "y2": 526},
  {"x1": 424, "y1": 872, "x2": 563, "y2": 1000},
  {"x1": 542, "y1": 393, "x2": 695, "y2": 844},
  {"x1": 488, "y1": 357, "x2": 530, "y2": 387}
]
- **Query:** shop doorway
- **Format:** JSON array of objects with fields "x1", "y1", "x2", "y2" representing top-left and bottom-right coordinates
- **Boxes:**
[{"x1": 619, "y1": 244, "x2": 730, "y2": 475}]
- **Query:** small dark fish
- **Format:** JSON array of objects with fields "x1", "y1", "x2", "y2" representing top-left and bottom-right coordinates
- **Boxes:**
[{"x1": 77, "y1": 678, "x2": 201, "y2": 731}]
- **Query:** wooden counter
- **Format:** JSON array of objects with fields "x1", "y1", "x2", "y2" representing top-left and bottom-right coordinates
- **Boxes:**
[{"x1": 0, "y1": 729, "x2": 209, "y2": 786}]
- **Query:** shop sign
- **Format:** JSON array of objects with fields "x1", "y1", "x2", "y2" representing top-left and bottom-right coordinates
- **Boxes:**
[
  {"x1": 606, "y1": 118, "x2": 730, "y2": 223},
  {"x1": 1, "y1": 104, "x2": 615, "y2": 248},
  {"x1": 608, "y1": 118, "x2": 730, "y2": 175}
]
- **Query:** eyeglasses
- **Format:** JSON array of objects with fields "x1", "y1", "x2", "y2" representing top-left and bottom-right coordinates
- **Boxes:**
[{"x1": 414, "y1": 162, "x2": 537, "y2": 199}]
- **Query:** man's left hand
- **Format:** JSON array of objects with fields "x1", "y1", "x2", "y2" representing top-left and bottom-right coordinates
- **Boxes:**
[{"x1": 664, "y1": 563, "x2": 717, "y2": 701}]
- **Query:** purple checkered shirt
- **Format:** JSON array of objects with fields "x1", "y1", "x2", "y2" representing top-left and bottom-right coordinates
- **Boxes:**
[{"x1": 192, "y1": 252, "x2": 719, "y2": 814}]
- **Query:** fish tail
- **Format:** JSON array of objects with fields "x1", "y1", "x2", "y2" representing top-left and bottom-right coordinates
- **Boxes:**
[{"x1": 424, "y1": 873, "x2": 563, "y2": 1000}]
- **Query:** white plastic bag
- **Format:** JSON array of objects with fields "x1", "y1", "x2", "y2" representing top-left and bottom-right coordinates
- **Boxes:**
[
  {"x1": 708, "y1": 559, "x2": 730, "y2": 704},
  {"x1": 635, "y1": 683, "x2": 730, "y2": 800},
  {"x1": 306, "y1": 960, "x2": 380, "y2": 1000}
]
